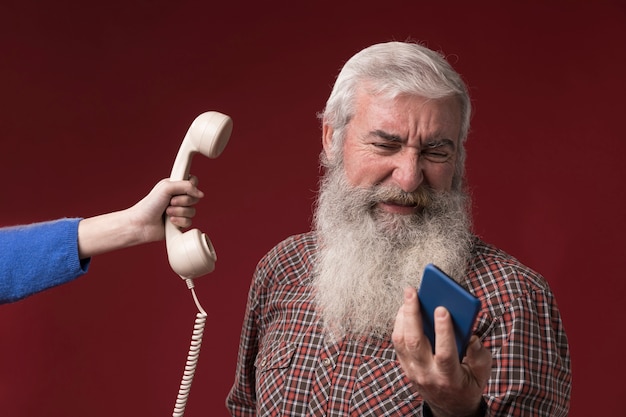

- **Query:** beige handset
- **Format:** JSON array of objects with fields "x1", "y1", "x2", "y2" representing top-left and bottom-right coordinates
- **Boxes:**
[
  {"x1": 165, "y1": 111, "x2": 233, "y2": 280},
  {"x1": 167, "y1": 111, "x2": 233, "y2": 417}
]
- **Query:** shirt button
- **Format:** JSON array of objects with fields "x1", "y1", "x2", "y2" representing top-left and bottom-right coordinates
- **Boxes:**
[
  {"x1": 322, "y1": 358, "x2": 331, "y2": 367},
  {"x1": 260, "y1": 358, "x2": 267, "y2": 367}
]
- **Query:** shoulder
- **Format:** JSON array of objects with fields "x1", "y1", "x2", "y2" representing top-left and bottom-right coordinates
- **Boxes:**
[
  {"x1": 253, "y1": 231, "x2": 318, "y2": 288},
  {"x1": 265, "y1": 231, "x2": 318, "y2": 257},
  {"x1": 467, "y1": 237, "x2": 553, "y2": 304}
]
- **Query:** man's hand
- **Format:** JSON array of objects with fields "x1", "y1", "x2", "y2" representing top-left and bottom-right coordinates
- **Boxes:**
[{"x1": 392, "y1": 287, "x2": 492, "y2": 417}]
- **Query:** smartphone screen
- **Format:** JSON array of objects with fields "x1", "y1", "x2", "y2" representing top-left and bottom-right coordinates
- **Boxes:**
[{"x1": 418, "y1": 263, "x2": 481, "y2": 360}]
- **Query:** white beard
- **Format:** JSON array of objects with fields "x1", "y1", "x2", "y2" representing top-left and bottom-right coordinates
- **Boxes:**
[{"x1": 313, "y1": 163, "x2": 474, "y2": 341}]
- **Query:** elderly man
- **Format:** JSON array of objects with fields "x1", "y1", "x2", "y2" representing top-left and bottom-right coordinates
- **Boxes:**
[{"x1": 227, "y1": 41, "x2": 571, "y2": 416}]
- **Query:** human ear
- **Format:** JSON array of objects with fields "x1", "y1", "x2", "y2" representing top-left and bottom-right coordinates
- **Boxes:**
[{"x1": 322, "y1": 123, "x2": 335, "y2": 161}]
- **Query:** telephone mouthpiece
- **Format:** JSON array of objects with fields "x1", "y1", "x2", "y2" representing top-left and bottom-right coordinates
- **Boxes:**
[{"x1": 166, "y1": 228, "x2": 216, "y2": 280}]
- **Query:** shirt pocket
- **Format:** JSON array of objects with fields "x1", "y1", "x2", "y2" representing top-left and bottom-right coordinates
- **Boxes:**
[
  {"x1": 351, "y1": 356, "x2": 422, "y2": 416},
  {"x1": 254, "y1": 340, "x2": 297, "y2": 413}
]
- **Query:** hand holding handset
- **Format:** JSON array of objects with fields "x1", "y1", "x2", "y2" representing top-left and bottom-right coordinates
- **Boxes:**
[
  {"x1": 166, "y1": 111, "x2": 232, "y2": 417},
  {"x1": 418, "y1": 263, "x2": 481, "y2": 361},
  {"x1": 165, "y1": 111, "x2": 233, "y2": 281}
]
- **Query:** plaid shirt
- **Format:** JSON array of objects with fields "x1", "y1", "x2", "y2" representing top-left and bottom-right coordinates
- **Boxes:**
[{"x1": 226, "y1": 232, "x2": 571, "y2": 416}]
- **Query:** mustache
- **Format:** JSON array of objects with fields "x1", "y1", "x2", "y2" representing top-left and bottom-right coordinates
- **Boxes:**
[{"x1": 369, "y1": 185, "x2": 434, "y2": 208}]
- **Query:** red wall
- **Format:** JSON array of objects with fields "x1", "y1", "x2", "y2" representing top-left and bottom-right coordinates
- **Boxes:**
[{"x1": 1, "y1": 2, "x2": 624, "y2": 416}]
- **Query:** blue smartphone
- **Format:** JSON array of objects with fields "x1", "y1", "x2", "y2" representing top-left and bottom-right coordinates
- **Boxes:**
[{"x1": 418, "y1": 263, "x2": 481, "y2": 361}]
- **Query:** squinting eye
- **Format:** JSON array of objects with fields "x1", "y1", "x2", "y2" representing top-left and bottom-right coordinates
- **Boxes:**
[
  {"x1": 422, "y1": 149, "x2": 451, "y2": 162},
  {"x1": 373, "y1": 142, "x2": 399, "y2": 151}
]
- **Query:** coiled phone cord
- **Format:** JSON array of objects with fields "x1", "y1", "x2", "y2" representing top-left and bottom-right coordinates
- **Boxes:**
[{"x1": 172, "y1": 279, "x2": 207, "y2": 417}]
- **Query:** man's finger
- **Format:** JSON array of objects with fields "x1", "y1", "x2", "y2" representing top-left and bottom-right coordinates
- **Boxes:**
[
  {"x1": 393, "y1": 287, "x2": 429, "y2": 354},
  {"x1": 433, "y1": 306, "x2": 460, "y2": 372}
]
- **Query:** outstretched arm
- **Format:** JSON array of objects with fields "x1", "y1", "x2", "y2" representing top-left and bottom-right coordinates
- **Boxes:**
[
  {"x1": 0, "y1": 177, "x2": 204, "y2": 304},
  {"x1": 77, "y1": 176, "x2": 204, "y2": 259}
]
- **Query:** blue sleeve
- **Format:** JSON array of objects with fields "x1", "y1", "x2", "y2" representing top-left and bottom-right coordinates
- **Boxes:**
[{"x1": 0, "y1": 218, "x2": 91, "y2": 304}]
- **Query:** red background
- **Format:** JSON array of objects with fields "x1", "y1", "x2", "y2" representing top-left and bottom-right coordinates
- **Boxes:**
[{"x1": 1, "y1": 1, "x2": 624, "y2": 416}]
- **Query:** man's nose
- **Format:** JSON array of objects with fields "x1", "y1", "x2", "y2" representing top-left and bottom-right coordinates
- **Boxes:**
[{"x1": 391, "y1": 150, "x2": 423, "y2": 193}]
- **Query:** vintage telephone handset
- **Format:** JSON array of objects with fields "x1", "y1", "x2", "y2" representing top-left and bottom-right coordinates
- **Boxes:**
[{"x1": 166, "y1": 111, "x2": 232, "y2": 417}]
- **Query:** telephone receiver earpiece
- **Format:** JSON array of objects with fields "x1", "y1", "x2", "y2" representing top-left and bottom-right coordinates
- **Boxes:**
[{"x1": 165, "y1": 111, "x2": 233, "y2": 280}]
